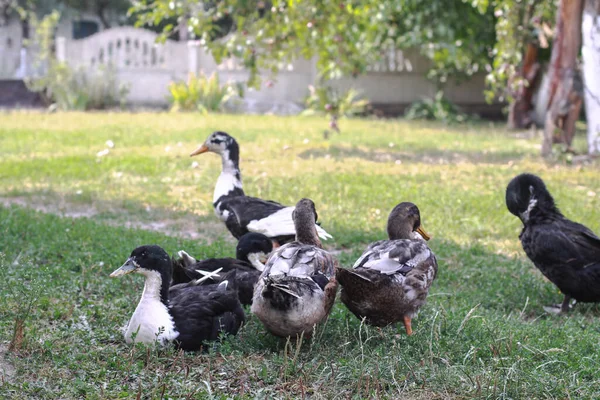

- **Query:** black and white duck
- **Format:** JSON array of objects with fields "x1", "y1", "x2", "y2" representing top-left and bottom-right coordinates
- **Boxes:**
[
  {"x1": 190, "y1": 131, "x2": 333, "y2": 245},
  {"x1": 110, "y1": 245, "x2": 245, "y2": 351},
  {"x1": 172, "y1": 232, "x2": 274, "y2": 305},
  {"x1": 251, "y1": 198, "x2": 338, "y2": 337},
  {"x1": 506, "y1": 173, "x2": 600, "y2": 313},
  {"x1": 336, "y1": 202, "x2": 438, "y2": 335}
]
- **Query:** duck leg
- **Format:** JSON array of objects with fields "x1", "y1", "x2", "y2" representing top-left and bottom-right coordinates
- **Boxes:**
[
  {"x1": 543, "y1": 295, "x2": 574, "y2": 314},
  {"x1": 403, "y1": 315, "x2": 413, "y2": 336},
  {"x1": 560, "y1": 295, "x2": 573, "y2": 313}
]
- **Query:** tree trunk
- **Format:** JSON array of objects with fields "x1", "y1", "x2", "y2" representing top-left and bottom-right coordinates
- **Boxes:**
[
  {"x1": 543, "y1": 0, "x2": 584, "y2": 157},
  {"x1": 96, "y1": 1, "x2": 111, "y2": 29},
  {"x1": 178, "y1": 16, "x2": 189, "y2": 41},
  {"x1": 582, "y1": 0, "x2": 600, "y2": 154},
  {"x1": 508, "y1": 42, "x2": 541, "y2": 129}
]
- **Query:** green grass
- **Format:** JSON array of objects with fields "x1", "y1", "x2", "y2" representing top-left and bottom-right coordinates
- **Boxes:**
[{"x1": 1, "y1": 112, "x2": 600, "y2": 399}]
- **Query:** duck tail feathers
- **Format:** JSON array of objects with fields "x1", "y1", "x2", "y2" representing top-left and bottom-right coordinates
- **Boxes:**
[
  {"x1": 176, "y1": 250, "x2": 197, "y2": 267},
  {"x1": 262, "y1": 277, "x2": 301, "y2": 299},
  {"x1": 316, "y1": 225, "x2": 333, "y2": 240}
]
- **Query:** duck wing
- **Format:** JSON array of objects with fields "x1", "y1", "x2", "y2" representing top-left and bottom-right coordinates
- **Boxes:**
[
  {"x1": 352, "y1": 239, "x2": 435, "y2": 276},
  {"x1": 169, "y1": 282, "x2": 245, "y2": 351},
  {"x1": 219, "y1": 196, "x2": 286, "y2": 238},
  {"x1": 560, "y1": 219, "x2": 600, "y2": 261},
  {"x1": 221, "y1": 197, "x2": 333, "y2": 241},
  {"x1": 264, "y1": 243, "x2": 336, "y2": 290},
  {"x1": 527, "y1": 220, "x2": 600, "y2": 271},
  {"x1": 173, "y1": 258, "x2": 260, "y2": 305}
]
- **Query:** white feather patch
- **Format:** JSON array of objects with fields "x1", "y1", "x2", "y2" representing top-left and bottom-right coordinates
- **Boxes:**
[
  {"x1": 247, "y1": 207, "x2": 296, "y2": 237},
  {"x1": 124, "y1": 270, "x2": 178, "y2": 345},
  {"x1": 246, "y1": 206, "x2": 333, "y2": 240},
  {"x1": 213, "y1": 170, "x2": 242, "y2": 204},
  {"x1": 247, "y1": 252, "x2": 266, "y2": 271}
]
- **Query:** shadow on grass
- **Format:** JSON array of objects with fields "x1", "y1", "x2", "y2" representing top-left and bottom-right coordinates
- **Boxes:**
[
  {"x1": 298, "y1": 145, "x2": 529, "y2": 165},
  {"x1": 2, "y1": 204, "x2": 600, "y2": 398},
  {"x1": 0, "y1": 188, "x2": 232, "y2": 244}
]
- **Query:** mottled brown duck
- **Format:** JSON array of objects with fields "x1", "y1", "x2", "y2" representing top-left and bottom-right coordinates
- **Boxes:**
[
  {"x1": 251, "y1": 198, "x2": 338, "y2": 337},
  {"x1": 337, "y1": 202, "x2": 438, "y2": 335}
]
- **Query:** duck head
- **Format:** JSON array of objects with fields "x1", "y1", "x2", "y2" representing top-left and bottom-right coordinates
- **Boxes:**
[
  {"x1": 236, "y1": 232, "x2": 273, "y2": 271},
  {"x1": 292, "y1": 198, "x2": 322, "y2": 247},
  {"x1": 190, "y1": 131, "x2": 238, "y2": 158},
  {"x1": 110, "y1": 245, "x2": 172, "y2": 304},
  {"x1": 387, "y1": 202, "x2": 431, "y2": 241},
  {"x1": 506, "y1": 173, "x2": 559, "y2": 224}
]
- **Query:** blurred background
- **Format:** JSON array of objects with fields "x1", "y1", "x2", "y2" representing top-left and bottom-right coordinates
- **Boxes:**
[{"x1": 0, "y1": 0, "x2": 598, "y2": 156}]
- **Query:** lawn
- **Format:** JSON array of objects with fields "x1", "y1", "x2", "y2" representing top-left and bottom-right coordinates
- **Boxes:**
[{"x1": 1, "y1": 112, "x2": 600, "y2": 399}]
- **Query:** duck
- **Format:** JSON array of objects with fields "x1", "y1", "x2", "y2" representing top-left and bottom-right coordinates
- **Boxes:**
[
  {"x1": 110, "y1": 244, "x2": 245, "y2": 351},
  {"x1": 172, "y1": 232, "x2": 274, "y2": 305},
  {"x1": 336, "y1": 202, "x2": 438, "y2": 335},
  {"x1": 190, "y1": 131, "x2": 333, "y2": 245},
  {"x1": 250, "y1": 198, "x2": 338, "y2": 337},
  {"x1": 506, "y1": 173, "x2": 600, "y2": 313}
]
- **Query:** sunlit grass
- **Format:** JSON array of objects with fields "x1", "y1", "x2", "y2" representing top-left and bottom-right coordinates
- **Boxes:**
[{"x1": 1, "y1": 112, "x2": 600, "y2": 398}]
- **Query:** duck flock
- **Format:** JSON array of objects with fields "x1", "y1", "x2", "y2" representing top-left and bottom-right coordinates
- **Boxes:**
[{"x1": 110, "y1": 131, "x2": 600, "y2": 351}]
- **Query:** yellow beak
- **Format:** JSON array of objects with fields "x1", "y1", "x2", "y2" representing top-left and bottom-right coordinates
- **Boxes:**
[
  {"x1": 190, "y1": 144, "x2": 209, "y2": 157},
  {"x1": 416, "y1": 226, "x2": 431, "y2": 241}
]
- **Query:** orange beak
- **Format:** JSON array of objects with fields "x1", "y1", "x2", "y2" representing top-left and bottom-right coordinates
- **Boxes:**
[
  {"x1": 416, "y1": 226, "x2": 431, "y2": 241},
  {"x1": 190, "y1": 144, "x2": 209, "y2": 157}
]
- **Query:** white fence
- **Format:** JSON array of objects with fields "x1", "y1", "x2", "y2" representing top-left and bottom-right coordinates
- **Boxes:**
[
  {"x1": 0, "y1": 25, "x2": 491, "y2": 111},
  {"x1": 0, "y1": 18, "x2": 24, "y2": 79}
]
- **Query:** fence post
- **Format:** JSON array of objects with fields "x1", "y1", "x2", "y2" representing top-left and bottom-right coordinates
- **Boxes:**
[
  {"x1": 55, "y1": 36, "x2": 66, "y2": 63},
  {"x1": 187, "y1": 40, "x2": 200, "y2": 76}
]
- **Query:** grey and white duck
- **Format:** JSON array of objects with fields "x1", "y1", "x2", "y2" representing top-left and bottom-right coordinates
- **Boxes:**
[
  {"x1": 110, "y1": 245, "x2": 245, "y2": 351},
  {"x1": 251, "y1": 198, "x2": 338, "y2": 338},
  {"x1": 172, "y1": 232, "x2": 274, "y2": 305},
  {"x1": 506, "y1": 173, "x2": 600, "y2": 313},
  {"x1": 190, "y1": 131, "x2": 333, "y2": 246},
  {"x1": 336, "y1": 202, "x2": 438, "y2": 335}
]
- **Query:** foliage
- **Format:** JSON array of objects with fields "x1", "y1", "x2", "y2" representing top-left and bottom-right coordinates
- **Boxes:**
[
  {"x1": 302, "y1": 84, "x2": 369, "y2": 134},
  {"x1": 14, "y1": 0, "x2": 131, "y2": 27},
  {"x1": 405, "y1": 91, "x2": 471, "y2": 124},
  {"x1": 386, "y1": 1, "x2": 497, "y2": 85},
  {"x1": 1, "y1": 112, "x2": 600, "y2": 397},
  {"x1": 22, "y1": 11, "x2": 129, "y2": 110},
  {"x1": 131, "y1": 1, "x2": 497, "y2": 89},
  {"x1": 168, "y1": 72, "x2": 240, "y2": 113},
  {"x1": 476, "y1": 0, "x2": 557, "y2": 103},
  {"x1": 28, "y1": 63, "x2": 129, "y2": 111}
]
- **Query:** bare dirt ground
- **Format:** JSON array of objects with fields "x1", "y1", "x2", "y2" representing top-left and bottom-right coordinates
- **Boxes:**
[
  {"x1": 0, "y1": 345, "x2": 16, "y2": 383},
  {"x1": 0, "y1": 196, "x2": 233, "y2": 245}
]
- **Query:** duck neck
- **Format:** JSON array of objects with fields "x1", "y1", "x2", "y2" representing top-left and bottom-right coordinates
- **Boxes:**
[
  {"x1": 387, "y1": 224, "x2": 412, "y2": 240},
  {"x1": 527, "y1": 204, "x2": 563, "y2": 225},
  {"x1": 295, "y1": 215, "x2": 322, "y2": 248},
  {"x1": 522, "y1": 194, "x2": 563, "y2": 225},
  {"x1": 213, "y1": 145, "x2": 244, "y2": 204},
  {"x1": 140, "y1": 270, "x2": 170, "y2": 307}
]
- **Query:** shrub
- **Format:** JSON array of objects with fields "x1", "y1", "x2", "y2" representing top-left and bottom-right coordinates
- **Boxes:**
[
  {"x1": 27, "y1": 63, "x2": 129, "y2": 111},
  {"x1": 168, "y1": 72, "x2": 241, "y2": 113},
  {"x1": 23, "y1": 11, "x2": 129, "y2": 110},
  {"x1": 302, "y1": 85, "x2": 369, "y2": 134},
  {"x1": 405, "y1": 91, "x2": 472, "y2": 124}
]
